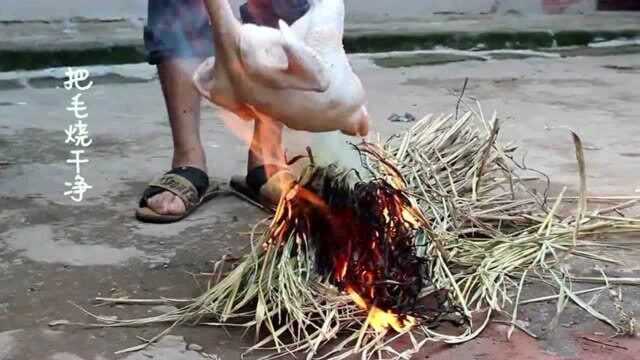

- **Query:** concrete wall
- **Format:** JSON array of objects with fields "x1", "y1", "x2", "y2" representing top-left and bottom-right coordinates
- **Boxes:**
[
  {"x1": 343, "y1": 0, "x2": 597, "y2": 21},
  {"x1": 0, "y1": 0, "x2": 598, "y2": 21},
  {"x1": 492, "y1": 0, "x2": 597, "y2": 14}
]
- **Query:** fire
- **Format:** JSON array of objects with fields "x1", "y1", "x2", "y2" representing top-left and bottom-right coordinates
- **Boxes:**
[
  {"x1": 265, "y1": 164, "x2": 431, "y2": 335},
  {"x1": 216, "y1": 110, "x2": 255, "y2": 146},
  {"x1": 347, "y1": 287, "x2": 415, "y2": 333},
  {"x1": 368, "y1": 307, "x2": 416, "y2": 333}
]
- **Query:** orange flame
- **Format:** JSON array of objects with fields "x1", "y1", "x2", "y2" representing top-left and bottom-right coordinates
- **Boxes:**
[
  {"x1": 216, "y1": 110, "x2": 255, "y2": 146},
  {"x1": 347, "y1": 287, "x2": 415, "y2": 333}
]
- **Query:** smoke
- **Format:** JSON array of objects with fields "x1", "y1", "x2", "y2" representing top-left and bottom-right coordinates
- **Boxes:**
[
  {"x1": 145, "y1": 0, "x2": 215, "y2": 72},
  {"x1": 308, "y1": 131, "x2": 368, "y2": 176}
]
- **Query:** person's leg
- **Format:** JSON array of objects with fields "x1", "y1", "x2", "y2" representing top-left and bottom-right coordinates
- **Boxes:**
[
  {"x1": 239, "y1": 0, "x2": 310, "y2": 204},
  {"x1": 141, "y1": 0, "x2": 215, "y2": 216},
  {"x1": 145, "y1": 60, "x2": 207, "y2": 215},
  {"x1": 247, "y1": 115, "x2": 286, "y2": 176}
]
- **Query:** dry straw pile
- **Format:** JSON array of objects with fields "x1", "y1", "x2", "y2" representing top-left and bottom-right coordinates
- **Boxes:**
[{"x1": 74, "y1": 104, "x2": 640, "y2": 359}]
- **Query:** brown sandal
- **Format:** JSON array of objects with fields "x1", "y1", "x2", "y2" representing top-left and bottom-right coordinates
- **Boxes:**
[{"x1": 135, "y1": 166, "x2": 221, "y2": 223}]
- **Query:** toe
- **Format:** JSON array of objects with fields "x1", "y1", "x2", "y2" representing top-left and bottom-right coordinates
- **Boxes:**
[
  {"x1": 166, "y1": 194, "x2": 187, "y2": 215},
  {"x1": 146, "y1": 194, "x2": 163, "y2": 214},
  {"x1": 146, "y1": 192, "x2": 181, "y2": 215}
]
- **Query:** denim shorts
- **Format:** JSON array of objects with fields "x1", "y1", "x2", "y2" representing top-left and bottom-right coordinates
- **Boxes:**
[{"x1": 144, "y1": 0, "x2": 310, "y2": 65}]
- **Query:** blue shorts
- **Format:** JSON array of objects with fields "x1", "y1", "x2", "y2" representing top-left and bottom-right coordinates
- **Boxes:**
[{"x1": 144, "y1": 0, "x2": 310, "y2": 65}]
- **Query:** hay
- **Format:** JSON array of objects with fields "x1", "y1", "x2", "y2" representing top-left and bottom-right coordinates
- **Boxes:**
[{"x1": 67, "y1": 105, "x2": 640, "y2": 359}]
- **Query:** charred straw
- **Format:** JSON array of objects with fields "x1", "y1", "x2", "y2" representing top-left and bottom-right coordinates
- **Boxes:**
[{"x1": 283, "y1": 161, "x2": 451, "y2": 322}]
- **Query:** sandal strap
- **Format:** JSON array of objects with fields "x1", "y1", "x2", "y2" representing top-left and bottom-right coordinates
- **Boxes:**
[
  {"x1": 245, "y1": 165, "x2": 296, "y2": 205},
  {"x1": 140, "y1": 167, "x2": 209, "y2": 210},
  {"x1": 246, "y1": 164, "x2": 287, "y2": 191}
]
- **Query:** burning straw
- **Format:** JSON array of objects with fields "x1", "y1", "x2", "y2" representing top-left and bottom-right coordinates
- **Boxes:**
[{"x1": 70, "y1": 105, "x2": 640, "y2": 359}]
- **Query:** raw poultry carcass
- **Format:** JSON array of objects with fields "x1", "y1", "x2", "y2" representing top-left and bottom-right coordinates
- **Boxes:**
[{"x1": 193, "y1": 0, "x2": 369, "y2": 136}]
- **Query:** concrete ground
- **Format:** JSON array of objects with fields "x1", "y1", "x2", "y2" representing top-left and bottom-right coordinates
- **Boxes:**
[{"x1": 1, "y1": 50, "x2": 640, "y2": 359}]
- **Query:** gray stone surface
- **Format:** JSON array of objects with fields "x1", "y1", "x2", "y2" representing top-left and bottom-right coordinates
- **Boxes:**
[
  {"x1": 0, "y1": 51, "x2": 639, "y2": 359},
  {"x1": 0, "y1": 330, "x2": 22, "y2": 360}
]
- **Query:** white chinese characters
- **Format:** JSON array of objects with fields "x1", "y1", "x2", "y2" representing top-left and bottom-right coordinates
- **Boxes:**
[
  {"x1": 65, "y1": 120, "x2": 93, "y2": 147},
  {"x1": 66, "y1": 93, "x2": 89, "y2": 119},
  {"x1": 64, "y1": 67, "x2": 93, "y2": 90},
  {"x1": 63, "y1": 67, "x2": 93, "y2": 202}
]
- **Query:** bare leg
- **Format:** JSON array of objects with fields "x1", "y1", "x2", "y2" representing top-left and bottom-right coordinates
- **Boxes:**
[
  {"x1": 240, "y1": 4, "x2": 295, "y2": 203},
  {"x1": 247, "y1": 115, "x2": 286, "y2": 173},
  {"x1": 146, "y1": 59, "x2": 207, "y2": 215},
  {"x1": 246, "y1": 115, "x2": 294, "y2": 203}
]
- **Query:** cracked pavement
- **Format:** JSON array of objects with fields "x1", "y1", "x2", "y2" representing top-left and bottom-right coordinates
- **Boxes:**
[{"x1": 1, "y1": 51, "x2": 639, "y2": 359}]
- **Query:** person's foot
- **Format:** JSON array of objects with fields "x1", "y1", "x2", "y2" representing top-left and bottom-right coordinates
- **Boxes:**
[
  {"x1": 145, "y1": 148, "x2": 207, "y2": 216},
  {"x1": 250, "y1": 164, "x2": 295, "y2": 202},
  {"x1": 230, "y1": 164, "x2": 295, "y2": 212},
  {"x1": 230, "y1": 115, "x2": 295, "y2": 211}
]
